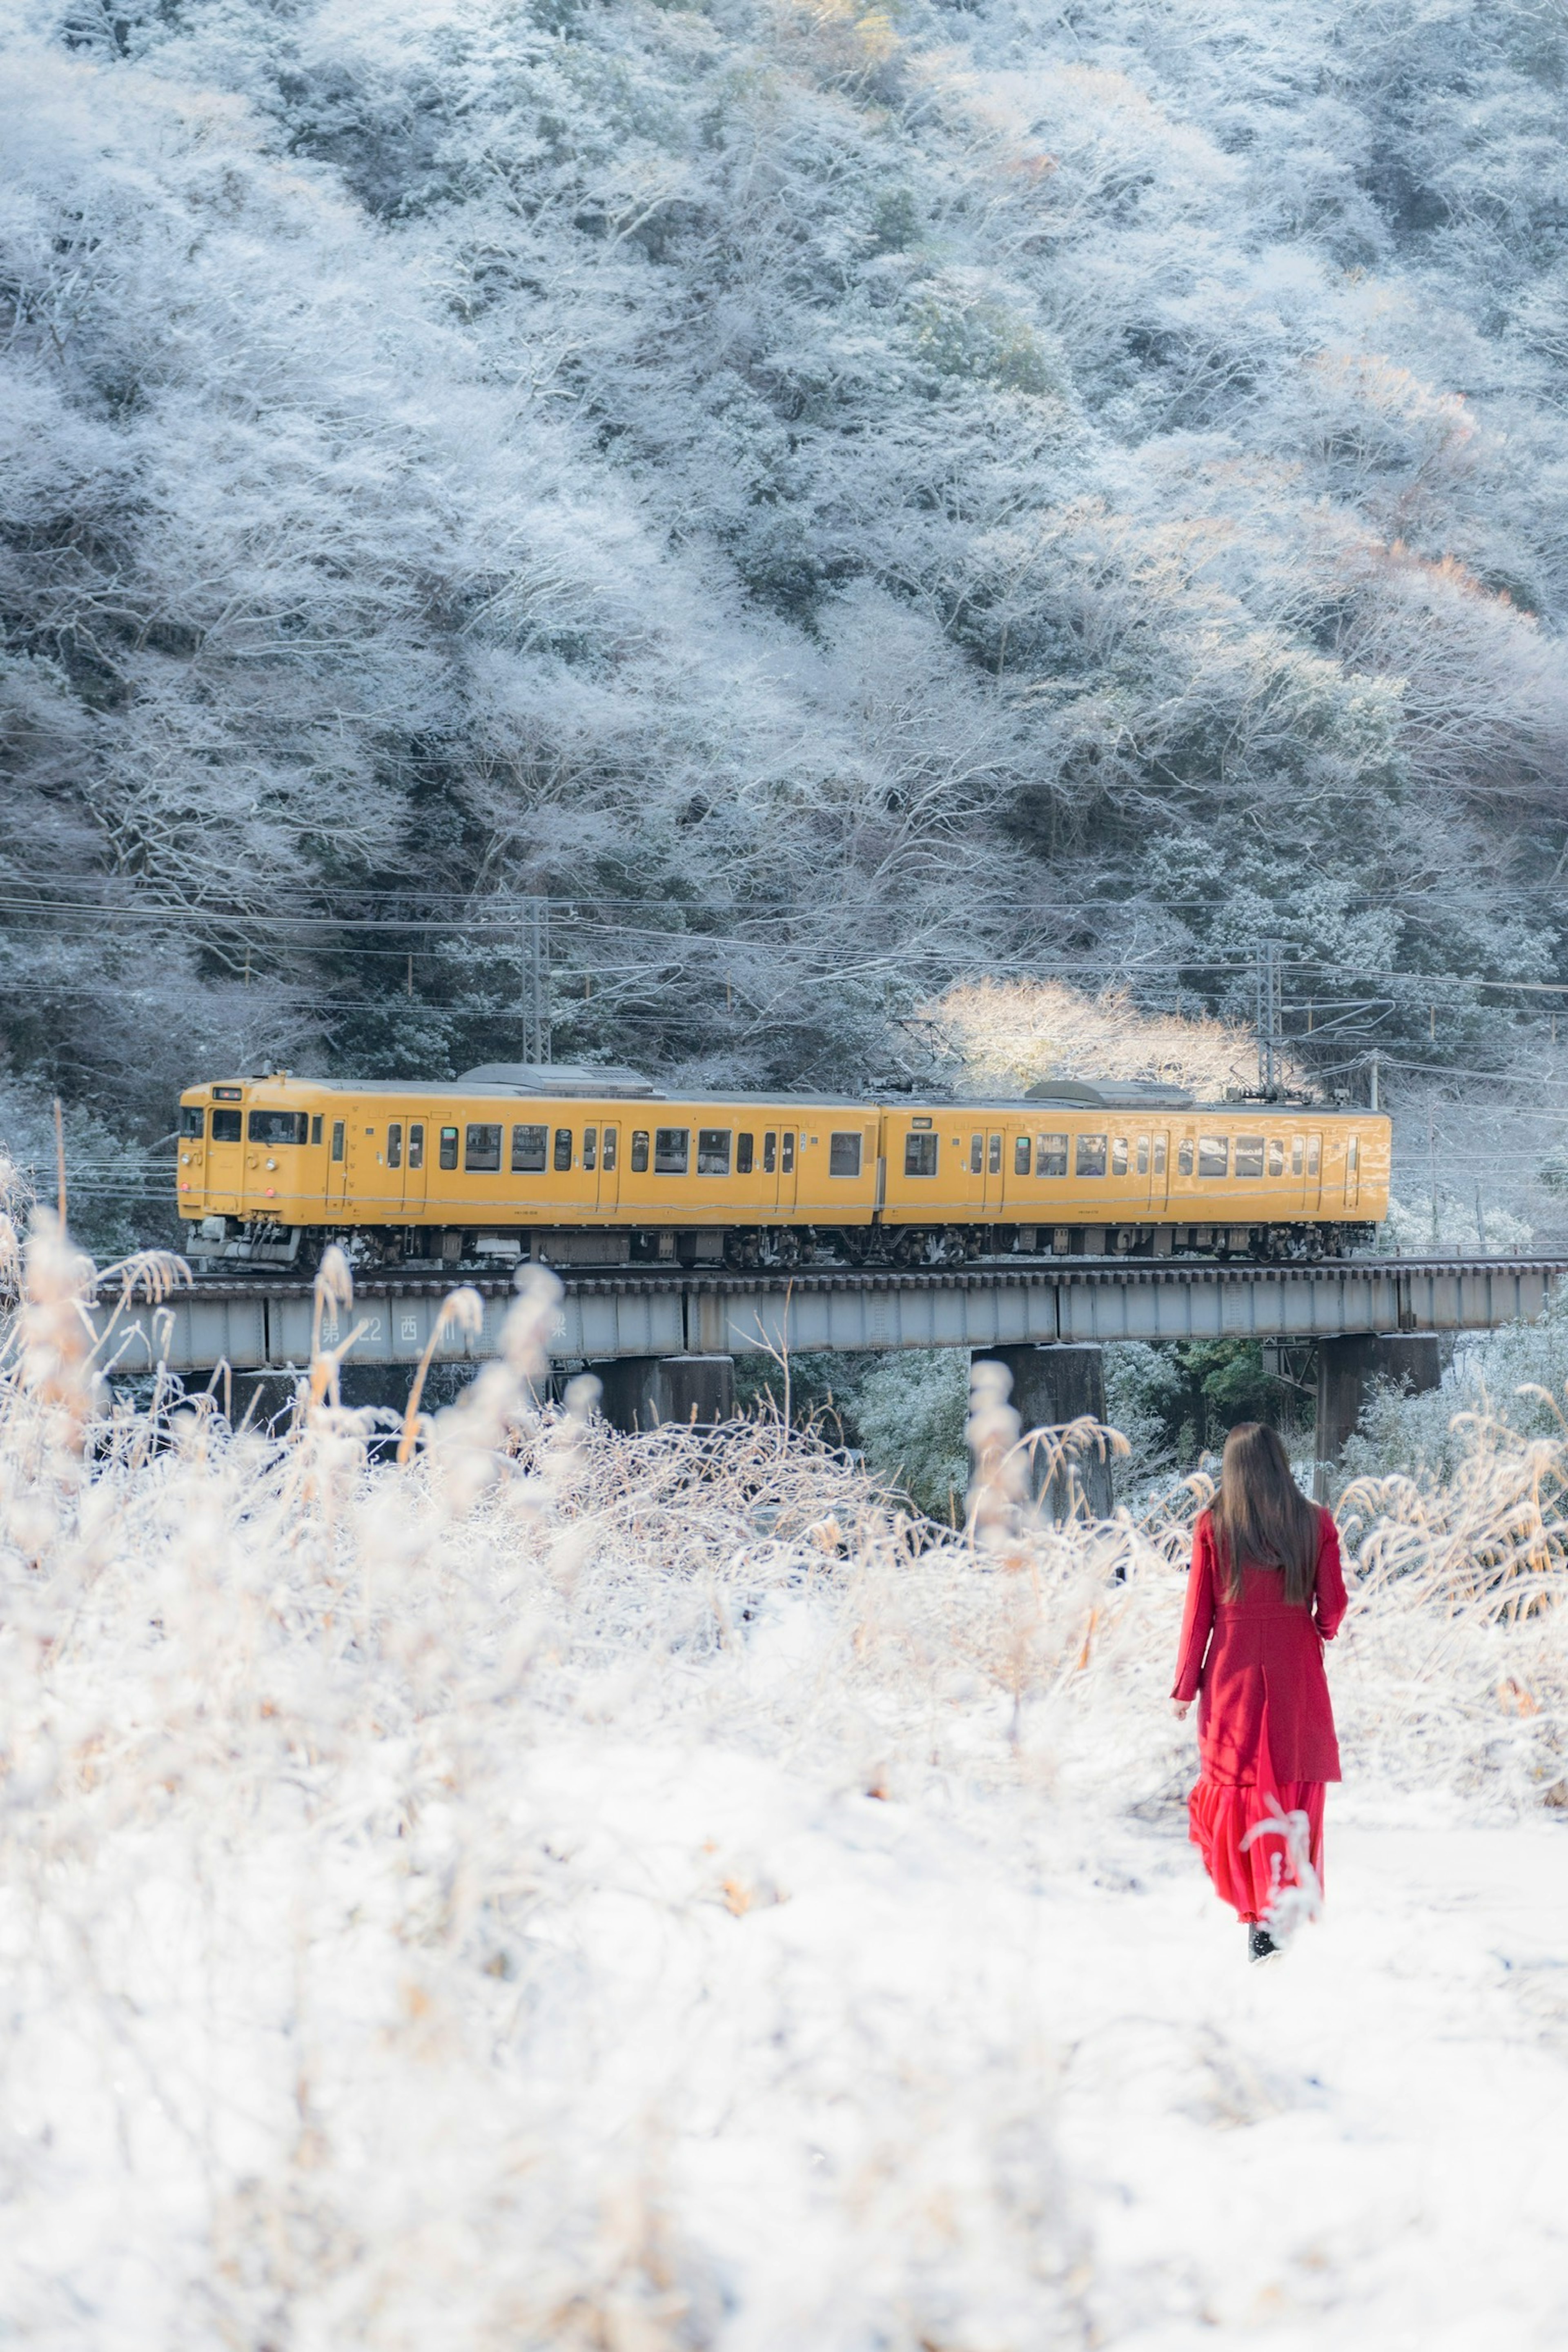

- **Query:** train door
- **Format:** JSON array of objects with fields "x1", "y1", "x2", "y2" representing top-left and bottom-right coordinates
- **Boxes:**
[
  {"x1": 981, "y1": 1129, "x2": 1005, "y2": 1217},
  {"x1": 398, "y1": 1116, "x2": 428, "y2": 1220},
  {"x1": 1344, "y1": 1131, "x2": 1361, "y2": 1213},
  {"x1": 1303, "y1": 1130, "x2": 1323, "y2": 1215},
  {"x1": 963, "y1": 1126, "x2": 986, "y2": 1221},
  {"x1": 1141, "y1": 1132, "x2": 1170, "y2": 1217},
  {"x1": 596, "y1": 1120, "x2": 620, "y2": 1219},
  {"x1": 327, "y1": 1105, "x2": 352, "y2": 1218},
  {"x1": 340, "y1": 1104, "x2": 376, "y2": 1224},
  {"x1": 777, "y1": 1120, "x2": 800, "y2": 1220},
  {"x1": 206, "y1": 1086, "x2": 245, "y2": 1212}
]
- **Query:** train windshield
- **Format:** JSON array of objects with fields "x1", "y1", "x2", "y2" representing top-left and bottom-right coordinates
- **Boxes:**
[
  {"x1": 179, "y1": 1106, "x2": 205, "y2": 1138},
  {"x1": 248, "y1": 1110, "x2": 307, "y2": 1145}
]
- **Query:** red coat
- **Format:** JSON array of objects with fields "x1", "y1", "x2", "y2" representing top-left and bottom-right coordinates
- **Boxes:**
[{"x1": 1172, "y1": 1508, "x2": 1348, "y2": 1785}]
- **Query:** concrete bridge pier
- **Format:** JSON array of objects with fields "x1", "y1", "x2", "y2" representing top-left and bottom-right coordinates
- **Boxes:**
[
  {"x1": 972, "y1": 1343, "x2": 1115, "y2": 1521},
  {"x1": 593, "y1": 1352, "x2": 736, "y2": 1433},
  {"x1": 1313, "y1": 1332, "x2": 1445, "y2": 1499}
]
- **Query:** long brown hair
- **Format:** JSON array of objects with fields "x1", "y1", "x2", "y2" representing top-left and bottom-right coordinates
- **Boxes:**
[{"x1": 1211, "y1": 1422, "x2": 1319, "y2": 1603}]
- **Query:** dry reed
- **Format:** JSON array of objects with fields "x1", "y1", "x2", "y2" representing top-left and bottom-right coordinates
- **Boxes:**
[{"x1": 2, "y1": 1203, "x2": 1567, "y2": 2342}]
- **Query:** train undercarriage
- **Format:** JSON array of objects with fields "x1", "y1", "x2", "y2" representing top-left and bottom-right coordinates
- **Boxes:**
[{"x1": 191, "y1": 1215, "x2": 1377, "y2": 1274}]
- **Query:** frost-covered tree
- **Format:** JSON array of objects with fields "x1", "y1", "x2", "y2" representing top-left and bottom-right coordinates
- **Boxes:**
[{"x1": 3, "y1": 0, "x2": 1568, "y2": 1158}]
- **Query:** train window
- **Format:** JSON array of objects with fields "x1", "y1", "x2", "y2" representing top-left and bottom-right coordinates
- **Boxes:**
[
  {"x1": 584, "y1": 1127, "x2": 597, "y2": 1172},
  {"x1": 331, "y1": 1120, "x2": 346, "y2": 1163},
  {"x1": 763, "y1": 1131, "x2": 777, "y2": 1174},
  {"x1": 554, "y1": 1128, "x2": 572, "y2": 1172},
  {"x1": 408, "y1": 1123, "x2": 423, "y2": 1170},
  {"x1": 737, "y1": 1133, "x2": 754, "y2": 1174},
  {"x1": 1348, "y1": 1136, "x2": 1359, "y2": 1171},
  {"x1": 602, "y1": 1127, "x2": 617, "y2": 1172},
  {"x1": 248, "y1": 1110, "x2": 307, "y2": 1146},
  {"x1": 1198, "y1": 1136, "x2": 1229, "y2": 1177},
  {"x1": 179, "y1": 1106, "x2": 205, "y2": 1138},
  {"x1": 212, "y1": 1109, "x2": 243, "y2": 1143},
  {"x1": 1076, "y1": 1134, "x2": 1107, "y2": 1178},
  {"x1": 1177, "y1": 1139, "x2": 1194, "y2": 1177},
  {"x1": 311, "y1": 1115, "x2": 323, "y2": 1146},
  {"x1": 1154, "y1": 1137, "x2": 1167, "y2": 1175},
  {"x1": 388, "y1": 1123, "x2": 403, "y2": 1169},
  {"x1": 631, "y1": 1130, "x2": 650, "y2": 1173},
  {"x1": 1234, "y1": 1137, "x2": 1265, "y2": 1178},
  {"x1": 1014, "y1": 1136, "x2": 1031, "y2": 1177},
  {"x1": 467, "y1": 1124, "x2": 502, "y2": 1173},
  {"x1": 1036, "y1": 1134, "x2": 1068, "y2": 1177},
  {"x1": 987, "y1": 1134, "x2": 1001, "y2": 1176},
  {"x1": 655, "y1": 1127, "x2": 689, "y2": 1175},
  {"x1": 1306, "y1": 1136, "x2": 1320, "y2": 1176},
  {"x1": 698, "y1": 1129, "x2": 732, "y2": 1175},
  {"x1": 970, "y1": 1135, "x2": 983, "y2": 1174},
  {"x1": 1291, "y1": 1138, "x2": 1304, "y2": 1176},
  {"x1": 1268, "y1": 1139, "x2": 1284, "y2": 1177},
  {"x1": 1136, "y1": 1136, "x2": 1149, "y2": 1176},
  {"x1": 1111, "y1": 1138, "x2": 1129, "y2": 1176},
  {"x1": 782, "y1": 1133, "x2": 795, "y2": 1174},
  {"x1": 511, "y1": 1125, "x2": 547, "y2": 1173},
  {"x1": 830, "y1": 1132, "x2": 862, "y2": 1178},
  {"x1": 905, "y1": 1132, "x2": 938, "y2": 1178},
  {"x1": 439, "y1": 1127, "x2": 458, "y2": 1170}
]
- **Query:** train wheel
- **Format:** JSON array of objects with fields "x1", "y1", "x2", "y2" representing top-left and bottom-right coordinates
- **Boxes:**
[
  {"x1": 895, "y1": 1227, "x2": 968, "y2": 1267},
  {"x1": 751, "y1": 1229, "x2": 803, "y2": 1270}
]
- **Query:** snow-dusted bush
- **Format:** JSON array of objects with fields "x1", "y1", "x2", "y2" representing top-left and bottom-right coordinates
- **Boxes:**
[
  {"x1": 852, "y1": 1347, "x2": 970, "y2": 1522},
  {"x1": 1341, "y1": 1289, "x2": 1568, "y2": 1488}
]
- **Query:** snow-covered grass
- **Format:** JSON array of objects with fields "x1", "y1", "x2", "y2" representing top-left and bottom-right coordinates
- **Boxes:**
[{"x1": 7, "y1": 1214, "x2": 1568, "y2": 2345}]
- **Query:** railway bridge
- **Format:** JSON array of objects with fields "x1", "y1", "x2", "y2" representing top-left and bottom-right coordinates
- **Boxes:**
[{"x1": 86, "y1": 1252, "x2": 1568, "y2": 1503}]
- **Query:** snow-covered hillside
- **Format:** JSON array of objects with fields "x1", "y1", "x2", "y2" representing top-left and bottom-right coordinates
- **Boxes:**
[{"x1": 4, "y1": 0, "x2": 1568, "y2": 1157}]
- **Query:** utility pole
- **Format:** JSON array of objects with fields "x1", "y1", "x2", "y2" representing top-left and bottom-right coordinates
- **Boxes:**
[
  {"x1": 520, "y1": 896, "x2": 550, "y2": 1064},
  {"x1": 1368, "y1": 1050, "x2": 1380, "y2": 1111},
  {"x1": 1254, "y1": 940, "x2": 1283, "y2": 1095}
]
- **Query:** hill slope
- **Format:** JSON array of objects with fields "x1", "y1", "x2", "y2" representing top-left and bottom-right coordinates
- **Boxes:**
[{"x1": 3, "y1": 0, "x2": 1567, "y2": 1163}]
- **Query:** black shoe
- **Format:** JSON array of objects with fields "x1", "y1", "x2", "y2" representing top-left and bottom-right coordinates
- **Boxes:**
[{"x1": 1248, "y1": 1924, "x2": 1280, "y2": 1962}]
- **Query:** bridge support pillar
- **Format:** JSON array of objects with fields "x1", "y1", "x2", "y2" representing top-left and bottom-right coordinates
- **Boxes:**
[
  {"x1": 972, "y1": 1344, "x2": 1114, "y2": 1521},
  {"x1": 1313, "y1": 1332, "x2": 1444, "y2": 1497},
  {"x1": 593, "y1": 1353, "x2": 735, "y2": 1433}
]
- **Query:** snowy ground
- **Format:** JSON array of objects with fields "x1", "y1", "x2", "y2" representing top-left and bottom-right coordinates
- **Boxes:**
[
  {"x1": 510, "y1": 1731, "x2": 1568, "y2": 2352},
  {"x1": 10, "y1": 1243, "x2": 1568, "y2": 2347},
  {"x1": 1038, "y1": 1800, "x2": 1568, "y2": 2348}
]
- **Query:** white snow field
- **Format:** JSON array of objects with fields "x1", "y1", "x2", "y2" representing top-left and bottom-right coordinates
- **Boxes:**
[{"x1": 5, "y1": 1228, "x2": 1568, "y2": 2348}]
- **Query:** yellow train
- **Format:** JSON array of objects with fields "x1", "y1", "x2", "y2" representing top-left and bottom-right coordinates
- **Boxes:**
[{"x1": 175, "y1": 1063, "x2": 1391, "y2": 1268}]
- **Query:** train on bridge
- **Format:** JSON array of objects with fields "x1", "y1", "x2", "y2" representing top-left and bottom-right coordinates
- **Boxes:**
[{"x1": 176, "y1": 1063, "x2": 1390, "y2": 1273}]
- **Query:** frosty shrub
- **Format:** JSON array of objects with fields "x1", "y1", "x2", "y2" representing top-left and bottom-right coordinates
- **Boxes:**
[
  {"x1": 935, "y1": 980, "x2": 1259, "y2": 1101},
  {"x1": 852, "y1": 1347, "x2": 969, "y2": 1522},
  {"x1": 1101, "y1": 1343, "x2": 1183, "y2": 1497},
  {"x1": 1377, "y1": 1191, "x2": 1535, "y2": 1254},
  {"x1": 1341, "y1": 1290, "x2": 1568, "y2": 1488}
]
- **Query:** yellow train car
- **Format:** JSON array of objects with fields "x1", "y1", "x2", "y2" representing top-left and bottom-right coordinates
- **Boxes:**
[{"x1": 175, "y1": 1064, "x2": 1390, "y2": 1268}]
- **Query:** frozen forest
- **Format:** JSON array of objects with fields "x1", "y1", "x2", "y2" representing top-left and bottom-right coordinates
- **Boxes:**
[{"x1": 4, "y1": 0, "x2": 1568, "y2": 1200}]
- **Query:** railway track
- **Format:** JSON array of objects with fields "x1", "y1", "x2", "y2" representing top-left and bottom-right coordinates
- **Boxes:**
[{"x1": 79, "y1": 1252, "x2": 1568, "y2": 1372}]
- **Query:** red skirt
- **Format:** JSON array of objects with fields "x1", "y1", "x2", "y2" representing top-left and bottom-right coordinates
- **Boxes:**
[{"x1": 1189, "y1": 1714, "x2": 1325, "y2": 1927}]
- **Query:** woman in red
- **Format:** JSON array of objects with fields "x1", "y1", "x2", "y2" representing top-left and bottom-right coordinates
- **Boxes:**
[{"x1": 1172, "y1": 1422, "x2": 1348, "y2": 1960}]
